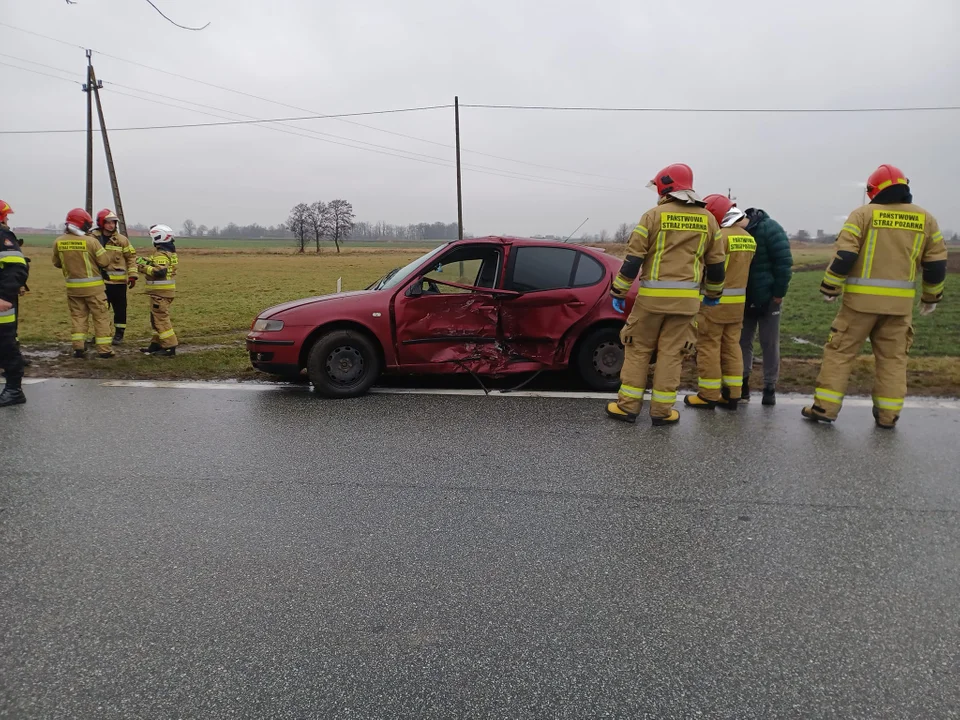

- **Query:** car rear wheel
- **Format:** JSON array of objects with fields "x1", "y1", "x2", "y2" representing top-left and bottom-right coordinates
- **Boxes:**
[
  {"x1": 575, "y1": 326, "x2": 623, "y2": 391},
  {"x1": 306, "y1": 330, "x2": 382, "y2": 398}
]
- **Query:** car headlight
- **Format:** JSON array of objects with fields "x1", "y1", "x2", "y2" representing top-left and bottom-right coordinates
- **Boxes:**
[{"x1": 253, "y1": 319, "x2": 284, "y2": 332}]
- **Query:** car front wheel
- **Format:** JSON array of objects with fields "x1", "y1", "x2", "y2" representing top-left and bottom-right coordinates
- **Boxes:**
[
  {"x1": 306, "y1": 330, "x2": 382, "y2": 398},
  {"x1": 575, "y1": 326, "x2": 623, "y2": 391}
]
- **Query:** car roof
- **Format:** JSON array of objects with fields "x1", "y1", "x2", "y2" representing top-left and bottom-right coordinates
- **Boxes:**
[{"x1": 454, "y1": 236, "x2": 607, "y2": 254}]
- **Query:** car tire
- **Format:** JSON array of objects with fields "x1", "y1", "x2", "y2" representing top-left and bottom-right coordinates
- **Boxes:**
[
  {"x1": 575, "y1": 326, "x2": 624, "y2": 391},
  {"x1": 306, "y1": 330, "x2": 382, "y2": 398}
]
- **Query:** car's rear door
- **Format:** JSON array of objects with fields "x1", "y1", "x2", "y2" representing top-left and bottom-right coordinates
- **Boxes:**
[
  {"x1": 498, "y1": 245, "x2": 608, "y2": 364},
  {"x1": 392, "y1": 243, "x2": 506, "y2": 371}
]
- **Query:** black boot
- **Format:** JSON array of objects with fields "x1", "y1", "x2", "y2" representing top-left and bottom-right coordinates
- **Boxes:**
[
  {"x1": 741, "y1": 377, "x2": 751, "y2": 402},
  {"x1": 0, "y1": 386, "x2": 26, "y2": 407},
  {"x1": 762, "y1": 385, "x2": 777, "y2": 406},
  {"x1": 112, "y1": 328, "x2": 125, "y2": 346},
  {"x1": 151, "y1": 347, "x2": 177, "y2": 357},
  {"x1": 73, "y1": 349, "x2": 86, "y2": 359},
  {"x1": 140, "y1": 342, "x2": 162, "y2": 355}
]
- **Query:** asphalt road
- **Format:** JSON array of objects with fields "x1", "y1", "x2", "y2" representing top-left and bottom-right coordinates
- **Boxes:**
[{"x1": 2, "y1": 380, "x2": 959, "y2": 719}]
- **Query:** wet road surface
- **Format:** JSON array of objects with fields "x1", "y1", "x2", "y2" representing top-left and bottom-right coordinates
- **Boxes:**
[{"x1": 2, "y1": 379, "x2": 959, "y2": 718}]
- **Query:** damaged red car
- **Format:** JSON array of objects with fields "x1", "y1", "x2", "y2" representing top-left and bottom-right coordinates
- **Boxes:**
[{"x1": 246, "y1": 236, "x2": 628, "y2": 397}]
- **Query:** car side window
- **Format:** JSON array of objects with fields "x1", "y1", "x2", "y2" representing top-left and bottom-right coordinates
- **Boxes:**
[
  {"x1": 506, "y1": 246, "x2": 578, "y2": 292},
  {"x1": 573, "y1": 253, "x2": 605, "y2": 287},
  {"x1": 420, "y1": 247, "x2": 501, "y2": 294}
]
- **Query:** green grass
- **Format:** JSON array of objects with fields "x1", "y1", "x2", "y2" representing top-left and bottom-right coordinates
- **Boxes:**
[{"x1": 773, "y1": 271, "x2": 959, "y2": 358}]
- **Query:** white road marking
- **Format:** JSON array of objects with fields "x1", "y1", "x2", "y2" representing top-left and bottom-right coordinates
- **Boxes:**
[
  {"x1": 0, "y1": 378, "x2": 47, "y2": 385},
  {"x1": 88, "y1": 379, "x2": 960, "y2": 410}
]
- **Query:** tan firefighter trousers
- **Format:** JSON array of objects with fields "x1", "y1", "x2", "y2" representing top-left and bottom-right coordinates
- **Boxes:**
[
  {"x1": 68, "y1": 294, "x2": 112, "y2": 352},
  {"x1": 149, "y1": 296, "x2": 178, "y2": 348},
  {"x1": 617, "y1": 307, "x2": 696, "y2": 418},
  {"x1": 696, "y1": 314, "x2": 745, "y2": 401},
  {"x1": 812, "y1": 304, "x2": 913, "y2": 425}
]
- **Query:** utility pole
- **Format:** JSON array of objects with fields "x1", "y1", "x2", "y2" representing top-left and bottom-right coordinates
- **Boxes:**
[
  {"x1": 454, "y1": 96, "x2": 463, "y2": 240},
  {"x1": 91, "y1": 66, "x2": 127, "y2": 235},
  {"x1": 83, "y1": 49, "x2": 94, "y2": 215}
]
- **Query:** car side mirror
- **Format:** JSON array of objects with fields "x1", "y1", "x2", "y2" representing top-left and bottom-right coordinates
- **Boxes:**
[{"x1": 406, "y1": 281, "x2": 424, "y2": 298}]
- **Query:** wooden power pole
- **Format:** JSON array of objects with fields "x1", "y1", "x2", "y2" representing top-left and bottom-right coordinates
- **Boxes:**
[
  {"x1": 82, "y1": 50, "x2": 127, "y2": 235},
  {"x1": 455, "y1": 96, "x2": 463, "y2": 240}
]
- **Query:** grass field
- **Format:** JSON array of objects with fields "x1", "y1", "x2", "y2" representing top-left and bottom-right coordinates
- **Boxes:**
[{"x1": 12, "y1": 242, "x2": 960, "y2": 395}]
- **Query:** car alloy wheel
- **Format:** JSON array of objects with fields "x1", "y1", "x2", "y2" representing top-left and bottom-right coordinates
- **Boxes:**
[{"x1": 592, "y1": 340, "x2": 623, "y2": 379}]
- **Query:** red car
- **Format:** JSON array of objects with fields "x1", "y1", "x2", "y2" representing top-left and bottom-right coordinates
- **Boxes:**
[{"x1": 246, "y1": 236, "x2": 629, "y2": 397}]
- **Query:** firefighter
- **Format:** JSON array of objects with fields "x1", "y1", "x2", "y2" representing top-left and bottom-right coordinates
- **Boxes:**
[
  {"x1": 684, "y1": 194, "x2": 756, "y2": 411},
  {"x1": 91, "y1": 208, "x2": 137, "y2": 345},
  {"x1": 802, "y1": 164, "x2": 948, "y2": 429},
  {"x1": 0, "y1": 200, "x2": 30, "y2": 366},
  {"x1": 0, "y1": 227, "x2": 29, "y2": 407},
  {"x1": 137, "y1": 224, "x2": 178, "y2": 357},
  {"x1": 606, "y1": 163, "x2": 725, "y2": 426},
  {"x1": 52, "y1": 208, "x2": 115, "y2": 359}
]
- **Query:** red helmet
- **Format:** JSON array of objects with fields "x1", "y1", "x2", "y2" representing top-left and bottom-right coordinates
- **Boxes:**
[
  {"x1": 650, "y1": 163, "x2": 695, "y2": 195},
  {"x1": 66, "y1": 208, "x2": 94, "y2": 233},
  {"x1": 703, "y1": 194, "x2": 735, "y2": 224},
  {"x1": 96, "y1": 208, "x2": 119, "y2": 229},
  {"x1": 0, "y1": 200, "x2": 12, "y2": 222},
  {"x1": 866, "y1": 164, "x2": 908, "y2": 201}
]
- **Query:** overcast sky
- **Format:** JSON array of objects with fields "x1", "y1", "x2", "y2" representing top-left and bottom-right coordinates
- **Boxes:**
[{"x1": 3, "y1": 0, "x2": 959, "y2": 237}]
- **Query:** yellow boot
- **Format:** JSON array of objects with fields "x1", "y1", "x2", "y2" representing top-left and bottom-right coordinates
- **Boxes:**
[
  {"x1": 801, "y1": 405, "x2": 834, "y2": 423},
  {"x1": 605, "y1": 402, "x2": 638, "y2": 424},
  {"x1": 651, "y1": 409, "x2": 680, "y2": 426},
  {"x1": 683, "y1": 393, "x2": 716, "y2": 410}
]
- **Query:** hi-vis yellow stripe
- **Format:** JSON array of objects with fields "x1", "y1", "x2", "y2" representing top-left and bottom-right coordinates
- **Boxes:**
[
  {"x1": 862, "y1": 229, "x2": 878, "y2": 278},
  {"x1": 661, "y1": 213, "x2": 708, "y2": 232},
  {"x1": 815, "y1": 387, "x2": 844, "y2": 405},
  {"x1": 908, "y1": 233, "x2": 924, "y2": 281},
  {"x1": 651, "y1": 231, "x2": 666, "y2": 280},
  {"x1": 842, "y1": 223, "x2": 862, "y2": 238},
  {"x1": 873, "y1": 210, "x2": 924, "y2": 232},
  {"x1": 619, "y1": 383, "x2": 645, "y2": 399},
  {"x1": 633, "y1": 224, "x2": 649, "y2": 238}
]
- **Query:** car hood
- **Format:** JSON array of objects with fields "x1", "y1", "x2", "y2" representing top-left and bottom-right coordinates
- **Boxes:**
[{"x1": 259, "y1": 290, "x2": 378, "y2": 319}]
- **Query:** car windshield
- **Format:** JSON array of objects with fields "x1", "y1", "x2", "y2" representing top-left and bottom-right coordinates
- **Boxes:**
[{"x1": 378, "y1": 244, "x2": 450, "y2": 290}]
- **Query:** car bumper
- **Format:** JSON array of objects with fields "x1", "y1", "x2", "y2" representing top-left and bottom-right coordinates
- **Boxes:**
[{"x1": 247, "y1": 332, "x2": 300, "y2": 370}]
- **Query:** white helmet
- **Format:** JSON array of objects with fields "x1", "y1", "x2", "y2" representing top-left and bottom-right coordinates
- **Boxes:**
[{"x1": 149, "y1": 224, "x2": 175, "y2": 245}]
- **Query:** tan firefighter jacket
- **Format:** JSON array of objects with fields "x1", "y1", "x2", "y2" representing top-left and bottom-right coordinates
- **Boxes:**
[
  {"x1": 612, "y1": 196, "x2": 725, "y2": 315},
  {"x1": 52, "y1": 233, "x2": 110, "y2": 297},
  {"x1": 138, "y1": 249, "x2": 178, "y2": 298},
  {"x1": 822, "y1": 203, "x2": 948, "y2": 316},
  {"x1": 702, "y1": 227, "x2": 756, "y2": 323},
  {"x1": 92, "y1": 229, "x2": 137, "y2": 285}
]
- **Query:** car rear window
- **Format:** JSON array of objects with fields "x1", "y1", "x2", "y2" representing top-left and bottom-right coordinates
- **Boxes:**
[
  {"x1": 573, "y1": 253, "x2": 605, "y2": 287},
  {"x1": 508, "y1": 246, "x2": 577, "y2": 292}
]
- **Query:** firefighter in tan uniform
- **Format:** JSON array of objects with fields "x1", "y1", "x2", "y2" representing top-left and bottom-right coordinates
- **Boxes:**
[
  {"x1": 803, "y1": 165, "x2": 948, "y2": 429},
  {"x1": 92, "y1": 209, "x2": 137, "y2": 345},
  {"x1": 52, "y1": 208, "x2": 115, "y2": 359},
  {"x1": 137, "y1": 224, "x2": 179, "y2": 357},
  {"x1": 684, "y1": 194, "x2": 756, "y2": 411},
  {"x1": 606, "y1": 163, "x2": 725, "y2": 426}
]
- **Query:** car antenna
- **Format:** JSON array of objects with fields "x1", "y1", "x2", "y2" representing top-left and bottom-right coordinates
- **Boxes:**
[{"x1": 563, "y1": 217, "x2": 589, "y2": 243}]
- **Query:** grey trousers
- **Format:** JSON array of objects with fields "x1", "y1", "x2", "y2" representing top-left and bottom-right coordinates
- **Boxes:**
[{"x1": 740, "y1": 303, "x2": 782, "y2": 386}]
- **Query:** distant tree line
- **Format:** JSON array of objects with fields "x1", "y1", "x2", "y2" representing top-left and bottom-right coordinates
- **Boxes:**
[{"x1": 285, "y1": 200, "x2": 356, "y2": 254}]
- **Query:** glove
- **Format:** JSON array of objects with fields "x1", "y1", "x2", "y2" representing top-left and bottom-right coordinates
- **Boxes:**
[
  {"x1": 136, "y1": 256, "x2": 150, "y2": 267},
  {"x1": 127, "y1": 276, "x2": 138, "y2": 289},
  {"x1": 702, "y1": 297, "x2": 720, "y2": 307},
  {"x1": 822, "y1": 294, "x2": 837, "y2": 303},
  {"x1": 920, "y1": 303, "x2": 937, "y2": 316},
  {"x1": 612, "y1": 298, "x2": 625, "y2": 314}
]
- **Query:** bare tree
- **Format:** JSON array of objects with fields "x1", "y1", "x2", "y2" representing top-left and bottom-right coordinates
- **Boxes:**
[
  {"x1": 327, "y1": 199, "x2": 355, "y2": 253},
  {"x1": 182, "y1": 219, "x2": 197, "y2": 237},
  {"x1": 197, "y1": 224, "x2": 208, "y2": 237},
  {"x1": 614, "y1": 223, "x2": 631, "y2": 244},
  {"x1": 287, "y1": 203, "x2": 311, "y2": 253},
  {"x1": 309, "y1": 201, "x2": 332, "y2": 253},
  {"x1": 598, "y1": 229, "x2": 610, "y2": 243}
]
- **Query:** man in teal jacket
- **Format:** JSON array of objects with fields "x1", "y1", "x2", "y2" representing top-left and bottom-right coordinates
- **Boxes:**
[{"x1": 739, "y1": 207, "x2": 793, "y2": 405}]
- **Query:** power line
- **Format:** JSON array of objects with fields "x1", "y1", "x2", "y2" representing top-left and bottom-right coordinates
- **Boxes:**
[
  {"x1": 142, "y1": 0, "x2": 210, "y2": 31},
  {"x1": 0, "y1": 59, "x2": 79, "y2": 84},
  {"x1": 461, "y1": 103, "x2": 960, "y2": 114},
  {"x1": 0, "y1": 51, "x2": 78, "y2": 79}
]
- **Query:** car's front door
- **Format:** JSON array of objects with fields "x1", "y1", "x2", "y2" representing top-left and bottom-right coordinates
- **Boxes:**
[
  {"x1": 499, "y1": 245, "x2": 607, "y2": 363},
  {"x1": 393, "y1": 244, "x2": 506, "y2": 371}
]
